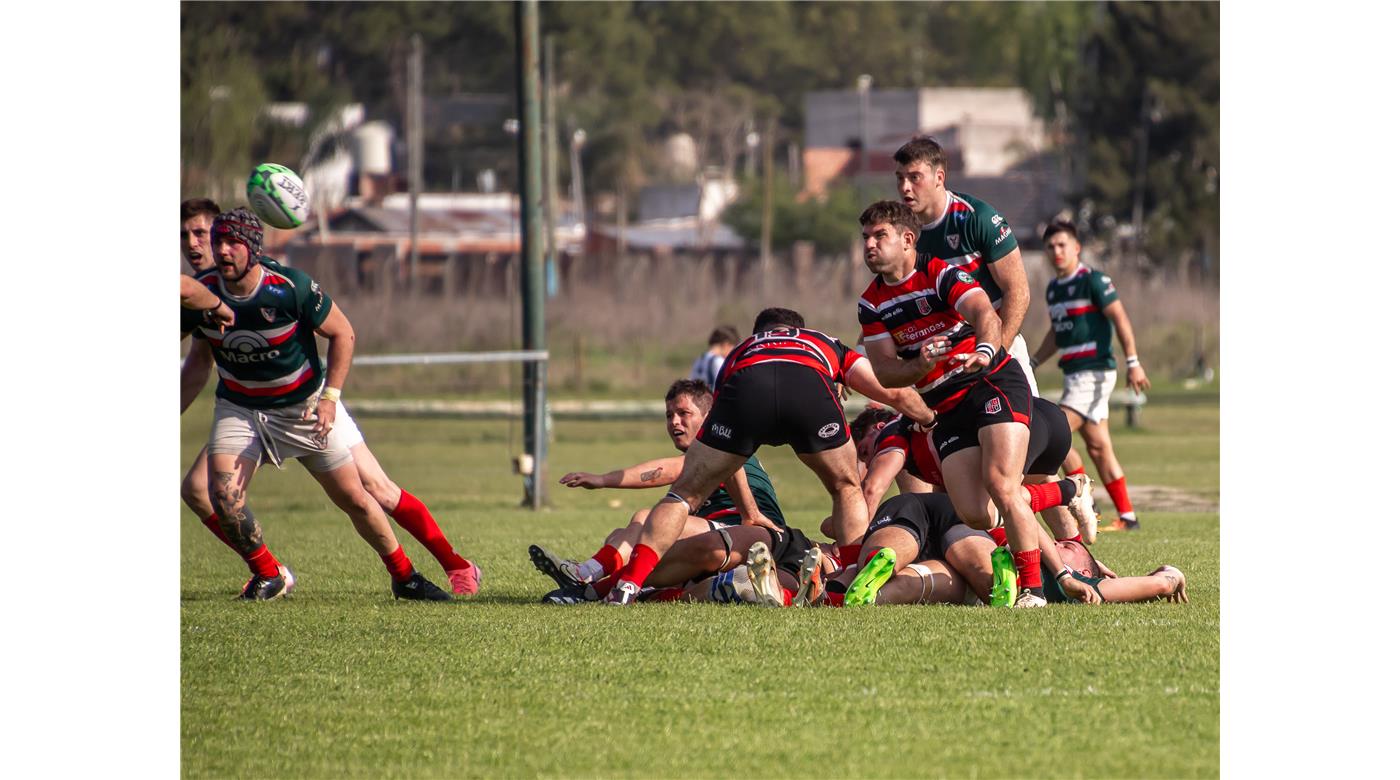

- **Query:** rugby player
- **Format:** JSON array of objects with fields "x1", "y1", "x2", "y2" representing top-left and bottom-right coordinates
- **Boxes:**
[
  {"x1": 894, "y1": 137, "x2": 1038, "y2": 395},
  {"x1": 180, "y1": 274, "x2": 234, "y2": 328},
  {"x1": 1031, "y1": 220, "x2": 1151, "y2": 531},
  {"x1": 603, "y1": 307, "x2": 938, "y2": 605},
  {"x1": 179, "y1": 199, "x2": 480, "y2": 595},
  {"x1": 857, "y1": 200, "x2": 1049, "y2": 606},
  {"x1": 531, "y1": 379, "x2": 785, "y2": 592},
  {"x1": 185, "y1": 207, "x2": 450, "y2": 600},
  {"x1": 689, "y1": 325, "x2": 740, "y2": 390}
]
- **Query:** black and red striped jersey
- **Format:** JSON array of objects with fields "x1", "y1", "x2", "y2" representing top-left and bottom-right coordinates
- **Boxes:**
[
  {"x1": 858, "y1": 254, "x2": 987, "y2": 410},
  {"x1": 872, "y1": 416, "x2": 945, "y2": 489},
  {"x1": 716, "y1": 326, "x2": 864, "y2": 389}
]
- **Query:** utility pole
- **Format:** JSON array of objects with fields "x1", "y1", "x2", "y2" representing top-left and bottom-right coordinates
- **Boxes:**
[
  {"x1": 407, "y1": 34, "x2": 423, "y2": 290},
  {"x1": 515, "y1": 0, "x2": 547, "y2": 509},
  {"x1": 759, "y1": 117, "x2": 774, "y2": 296},
  {"x1": 542, "y1": 35, "x2": 560, "y2": 298}
]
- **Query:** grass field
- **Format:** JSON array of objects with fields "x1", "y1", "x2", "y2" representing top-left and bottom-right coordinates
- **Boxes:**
[{"x1": 181, "y1": 387, "x2": 1219, "y2": 778}]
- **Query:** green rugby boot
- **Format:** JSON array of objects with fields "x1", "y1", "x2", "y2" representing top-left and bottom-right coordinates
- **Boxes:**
[
  {"x1": 989, "y1": 545, "x2": 1016, "y2": 607},
  {"x1": 846, "y1": 547, "x2": 897, "y2": 607}
]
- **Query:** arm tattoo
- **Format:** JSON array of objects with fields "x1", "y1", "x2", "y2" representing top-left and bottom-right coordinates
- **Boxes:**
[
  {"x1": 639, "y1": 468, "x2": 662, "y2": 483},
  {"x1": 212, "y1": 471, "x2": 264, "y2": 554}
]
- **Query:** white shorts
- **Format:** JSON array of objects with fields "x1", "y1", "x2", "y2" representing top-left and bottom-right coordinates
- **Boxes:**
[
  {"x1": 1009, "y1": 334, "x2": 1040, "y2": 398},
  {"x1": 1059, "y1": 369, "x2": 1117, "y2": 423},
  {"x1": 209, "y1": 395, "x2": 355, "y2": 473}
]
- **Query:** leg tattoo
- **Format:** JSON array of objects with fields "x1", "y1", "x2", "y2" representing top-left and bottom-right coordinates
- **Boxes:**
[{"x1": 213, "y1": 471, "x2": 263, "y2": 555}]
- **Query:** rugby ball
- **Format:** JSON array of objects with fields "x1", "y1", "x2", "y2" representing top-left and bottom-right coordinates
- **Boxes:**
[{"x1": 246, "y1": 163, "x2": 312, "y2": 229}]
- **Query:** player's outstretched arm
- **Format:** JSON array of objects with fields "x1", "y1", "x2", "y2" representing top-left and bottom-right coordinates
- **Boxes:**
[
  {"x1": 860, "y1": 339, "x2": 943, "y2": 394},
  {"x1": 311, "y1": 302, "x2": 356, "y2": 440},
  {"x1": 559, "y1": 455, "x2": 684, "y2": 489},
  {"x1": 1030, "y1": 327, "x2": 1057, "y2": 369},
  {"x1": 844, "y1": 358, "x2": 936, "y2": 426},
  {"x1": 1103, "y1": 300, "x2": 1150, "y2": 393},
  {"x1": 180, "y1": 339, "x2": 214, "y2": 414},
  {"x1": 861, "y1": 450, "x2": 906, "y2": 519},
  {"x1": 1035, "y1": 524, "x2": 1102, "y2": 604},
  {"x1": 986, "y1": 247, "x2": 1029, "y2": 350},
  {"x1": 727, "y1": 466, "x2": 780, "y2": 531},
  {"x1": 180, "y1": 276, "x2": 234, "y2": 329}
]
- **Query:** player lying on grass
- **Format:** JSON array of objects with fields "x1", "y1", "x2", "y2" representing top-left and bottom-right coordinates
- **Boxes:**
[
  {"x1": 603, "y1": 307, "x2": 939, "y2": 605},
  {"x1": 537, "y1": 523, "x2": 836, "y2": 607},
  {"x1": 180, "y1": 207, "x2": 453, "y2": 601},
  {"x1": 179, "y1": 199, "x2": 480, "y2": 596},
  {"x1": 839, "y1": 492, "x2": 1186, "y2": 607},
  {"x1": 533, "y1": 379, "x2": 785, "y2": 588},
  {"x1": 849, "y1": 400, "x2": 1097, "y2": 544}
]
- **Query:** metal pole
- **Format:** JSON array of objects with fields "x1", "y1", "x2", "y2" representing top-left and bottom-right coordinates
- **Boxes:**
[
  {"x1": 857, "y1": 74, "x2": 872, "y2": 204},
  {"x1": 759, "y1": 118, "x2": 774, "y2": 297},
  {"x1": 515, "y1": 0, "x2": 547, "y2": 509},
  {"x1": 408, "y1": 34, "x2": 423, "y2": 290}
]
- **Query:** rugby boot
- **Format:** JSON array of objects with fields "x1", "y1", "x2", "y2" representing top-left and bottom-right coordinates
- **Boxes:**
[
  {"x1": 745, "y1": 542, "x2": 784, "y2": 607},
  {"x1": 446, "y1": 560, "x2": 482, "y2": 596},
  {"x1": 239, "y1": 572, "x2": 289, "y2": 601},
  {"x1": 846, "y1": 547, "x2": 897, "y2": 607},
  {"x1": 604, "y1": 581, "x2": 641, "y2": 606},
  {"x1": 529, "y1": 544, "x2": 585, "y2": 588},
  {"x1": 792, "y1": 545, "x2": 827, "y2": 607},
  {"x1": 1104, "y1": 516, "x2": 1142, "y2": 532},
  {"x1": 1066, "y1": 474, "x2": 1099, "y2": 545},
  {"x1": 392, "y1": 572, "x2": 453, "y2": 601},
  {"x1": 542, "y1": 583, "x2": 594, "y2": 605},
  {"x1": 989, "y1": 546, "x2": 1016, "y2": 607},
  {"x1": 1013, "y1": 588, "x2": 1048, "y2": 608}
]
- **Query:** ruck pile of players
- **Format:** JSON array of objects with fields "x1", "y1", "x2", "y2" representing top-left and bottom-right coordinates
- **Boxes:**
[{"x1": 180, "y1": 137, "x2": 1183, "y2": 608}]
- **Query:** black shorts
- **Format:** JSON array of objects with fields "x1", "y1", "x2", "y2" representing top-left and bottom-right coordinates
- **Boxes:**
[
  {"x1": 1024, "y1": 397, "x2": 1072, "y2": 476},
  {"x1": 766, "y1": 526, "x2": 816, "y2": 577},
  {"x1": 698, "y1": 362, "x2": 849, "y2": 456},
  {"x1": 930, "y1": 355, "x2": 1034, "y2": 461},
  {"x1": 864, "y1": 492, "x2": 966, "y2": 562}
]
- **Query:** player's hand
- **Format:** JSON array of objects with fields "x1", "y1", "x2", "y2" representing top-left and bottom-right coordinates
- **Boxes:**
[
  {"x1": 742, "y1": 513, "x2": 782, "y2": 532},
  {"x1": 1127, "y1": 365, "x2": 1150, "y2": 393},
  {"x1": 559, "y1": 471, "x2": 605, "y2": 489},
  {"x1": 1096, "y1": 561, "x2": 1119, "y2": 579},
  {"x1": 950, "y1": 350, "x2": 991, "y2": 372},
  {"x1": 1060, "y1": 575, "x2": 1102, "y2": 604},
  {"x1": 308, "y1": 397, "x2": 336, "y2": 445},
  {"x1": 203, "y1": 302, "x2": 235, "y2": 332},
  {"x1": 917, "y1": 336, "x2": 951, "y2": 366}
]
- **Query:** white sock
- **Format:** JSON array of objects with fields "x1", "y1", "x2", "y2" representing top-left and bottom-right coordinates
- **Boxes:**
[
  {"x1": 577, "y1": 558, "x2": 604, "y2": 582},
  {"x1": 729, "y1": 566, "x2": 757, "y2": 602},
  {"x1": 1120, "y1": 512, "x2": 1137, "y2": 522}
]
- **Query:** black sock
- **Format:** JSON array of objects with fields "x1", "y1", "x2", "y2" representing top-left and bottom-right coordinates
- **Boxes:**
[{"x1": 1056, "y1": 478, "x2": 1078, "y2": 505}]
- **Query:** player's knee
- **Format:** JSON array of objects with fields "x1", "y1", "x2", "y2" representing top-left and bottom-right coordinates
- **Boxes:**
[
  {"x1": 819, "y1": 516, "x2": 836, "y2": 539},
  {"x1": 628, "y1": 508, "x2": 650, "y2": 526},
  {"x1": 361, "y1": 476, "x2": 399, "y2": 510},
  {"x1": 983, "y1": 478, "x2": 1022, "y2": 510},
  {"x1": 180, "y1": 473, "x2": 209, "y2": 513}
]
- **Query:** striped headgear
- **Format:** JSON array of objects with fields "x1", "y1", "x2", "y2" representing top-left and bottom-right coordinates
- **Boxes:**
[{"x1": 211, "y1": 207, "x2": 264, "y2": 258}]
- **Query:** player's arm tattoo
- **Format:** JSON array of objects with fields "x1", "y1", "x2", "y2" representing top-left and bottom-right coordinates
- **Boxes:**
[
  {"x1": 639, "y1": 468, "x2": 663, "y2": 483},
  {"x1": 212, "y1": 470, "x2": 263, "y2": 554}
]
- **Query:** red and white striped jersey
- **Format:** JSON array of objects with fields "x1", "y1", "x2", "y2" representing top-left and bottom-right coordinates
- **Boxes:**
[
  {"x1": 716, "y1": 326, "x2": 864, "y2": 389},
  {"x1": 872, "y1": 415, "x2": 945, "y2": 488}
]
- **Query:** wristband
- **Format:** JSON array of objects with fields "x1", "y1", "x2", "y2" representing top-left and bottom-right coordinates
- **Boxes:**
[
  {"x1": 320, "y1": 386, "x2": 342, "y2": 404},
  {"x1": 1125, "y1": 355, "x2": 1140, "y2": 368},
  {"x1": 205, "y1": 301, "x2": 225, "y2": 313},
  {"x1": 974, "y1": 342, "x2": 997, "y2": 361},
  {"x1": 1055, "y1": 566, "x2": 1074, "y2": 583}
]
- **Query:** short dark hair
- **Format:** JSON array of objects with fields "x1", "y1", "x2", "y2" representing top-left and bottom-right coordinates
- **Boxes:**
[
  {"x1": 181, "y1": 198, "x2": 222, "y2": 222},
  {"x1": 893, "y1": 136, "x2": 948, "y2": 171},
  {"x1": 850, "y1": 406, "x2": 899, "y2": 443},
  {"x1": 665, "y1": 378, "x2": 713, "y2": 413},
  {"x1": 859, "y1": 200, "x2": 923, "y2": 238},
  {"x1": 708, "y1": 326, "x2": 740, "y2": 347},
  {"x1": 752, "y1": 307, "x2": 805, "y2": 333},
  {"x1": 1042, "y1": 219, "x2": 1078, "y2": 244}
]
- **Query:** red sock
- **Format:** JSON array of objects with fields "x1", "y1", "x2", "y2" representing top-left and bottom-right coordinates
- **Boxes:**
[
  {"x1": 589, "y1": 544, "x2": 626, "y2": 576},
  {"x1": 615, "y1": 544, "x2": 660, "y2": 589},
  {"x1": 1066, "y1": 465, "x2": 1087, "y2": 477},
  {"x1": 838, "y1": 545, "x2": 863, "y2": 568},
  {"x1": 1104, "y1": 476, "x2": 1134, "y2": 515},
  {"x1": 590, "y1": 573, "x2": 620, "y2": 600},
  {"x1": 245, "y1": 545, "x2": 282, "y2": 579},
  {"x1": 1057, "y1": 534, "x2": 1083, "y2": 544},
  {"x1": 648, "y1": 586, "x2": 687, "y2": 602},
  {"x1": 1012, "y1": 549, "x2": 1042, "y2": 589},
  {"x1": 201, "y1": 513, "x2": 239, "y2": 553},
  {"x1": 390, "y1": 491, "x2": 470, "y2": 571},
  {"x1": 827, "y1": 592, "x2": 846, "y2": 607},
  {"x1": 988, "y1": 527, "x2": 1008, "y2": 546},
  {"x1": 782, "y1": 588, "x2": 794, "y2": 607},
  {"x1": 380, "y1": 545, "x2": 414, "y2": 583},
  {"x1": 1026, "y1": 483, "x2": 1063, "y2": 512}
]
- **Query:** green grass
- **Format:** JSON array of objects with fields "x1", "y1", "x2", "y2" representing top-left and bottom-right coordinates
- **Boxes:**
[{"x1": 181, "y1": 391, "x2": 1219, "y2": 778}]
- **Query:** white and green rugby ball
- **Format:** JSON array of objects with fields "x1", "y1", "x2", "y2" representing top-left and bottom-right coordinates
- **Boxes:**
[{"x1": 246, "y1": 163, "x2": 311, "y2": 229}]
